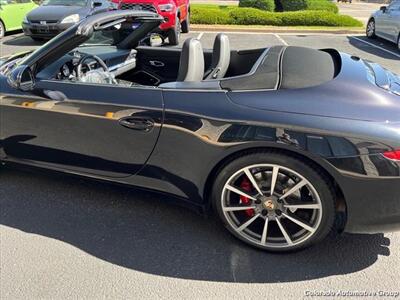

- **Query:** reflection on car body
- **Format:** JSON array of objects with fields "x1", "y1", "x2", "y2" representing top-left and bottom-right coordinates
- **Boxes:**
[{"x1": 1, "y1": 10, "x2": 400, "y2": 252}]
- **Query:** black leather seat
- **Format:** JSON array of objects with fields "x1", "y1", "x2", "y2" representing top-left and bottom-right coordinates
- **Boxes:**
[
  {"x1": 176, "y1": 38, "x2": 204, "y2": 82},
  {"x1": 205, "y1": 33, "x2": 230, "y2": 80}
]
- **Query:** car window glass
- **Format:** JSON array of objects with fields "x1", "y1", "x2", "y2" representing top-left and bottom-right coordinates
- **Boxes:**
[
  {"x1": 0, "y1": 0, "x2": 17, "y2": 4},
  {"x1": 388, "y1": 2, "x2": 400, "y2": 10},
  {"x1": 81, "y1": 21, "x2": 141, "y2": 47}
]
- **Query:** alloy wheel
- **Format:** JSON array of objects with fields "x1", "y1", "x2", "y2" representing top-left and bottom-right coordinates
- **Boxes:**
[
  {"x1": 366, "y1": 20, "x2": 375, "y2": 38},
  {"x1": 0, "y1": 22, "x2": 4, "y2": 39},
  {"x1": 221, "y1": 164, "x2": 323, "y2": 249}
]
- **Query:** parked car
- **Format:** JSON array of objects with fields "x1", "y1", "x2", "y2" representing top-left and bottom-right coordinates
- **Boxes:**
[
  {"x1": 0, "y1": 0, "x2": 37, "y2": 38},
  {"x1": 1, "y1": 10, "x2": 400, "y2": 252},
  {"x1": 366, "y1": 0, "x2": 400, "y2": 50},
  {"x1": 112, "y1": 0, "x2": 189, "y2": 45},
  {"x1": 22, "y1": 0, "x2": 113, "y2": 41}
]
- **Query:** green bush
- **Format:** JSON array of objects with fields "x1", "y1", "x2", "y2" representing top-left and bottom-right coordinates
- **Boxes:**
[
  {"x1": 306, "y1": 0, "x2": 338, "y2": 13},
  {"x1": 190, "y1": 7, "x2": 231, "y2": 24},
  {"x1": 280, "y1": 0, "x2": 307, "y2": 11},
  {"x1": 191, "y1": 6, "x2": 363, "y2": 27},
  {"x1": 279, "y1": 0, "x2": 338, "y2": 13},
  {"x1": 238, "y1": 0, "x2": 275, "y2": 11},
  {"x1": 229, "y1": 8, "x2": 282, "y2": 25},
  {"x1": 277, "y1": 10, "x2": 361, "y2": 26}
]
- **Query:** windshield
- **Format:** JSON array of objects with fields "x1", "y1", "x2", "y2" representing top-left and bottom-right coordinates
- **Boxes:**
[
  {"x1": 80, "y1": 20, "x2": 142, "y2": 47},
  {"x1": 42, "y1": 0, "x2": 88, "y2": 6}
]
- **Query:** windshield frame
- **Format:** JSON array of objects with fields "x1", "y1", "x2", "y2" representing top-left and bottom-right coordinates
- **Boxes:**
[{"x1": 17, "y1": 11, "x2": 163, "y2": 74}]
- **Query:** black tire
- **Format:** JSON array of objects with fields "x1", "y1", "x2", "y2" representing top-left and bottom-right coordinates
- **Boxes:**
[
  {"x1": 181, "y1": 11, "x2": 190, "y2": 34},
  {"x1": 211, "y1": 151, "x2": 336, "y2": 252},
  {"x1": 0, "y1": 20, "x2": 5, "y2": 39},
  {"x1": 397, "y1": 34, "x2": 400, "y2": 52},
  {"x1": 366, "y1": 18, "x2": 376, "y2": 39},
  {"x1": 168, "y1": 15, "x2": 180, "y2": 46}
]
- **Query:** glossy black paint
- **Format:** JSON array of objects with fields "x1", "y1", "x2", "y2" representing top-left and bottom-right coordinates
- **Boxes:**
[
  {"x1": 2, "y1": 68, "x2": 399, "y2": 233},
  {"x1": 1, "y1": 12, "x2": 400, "y2": 235}
]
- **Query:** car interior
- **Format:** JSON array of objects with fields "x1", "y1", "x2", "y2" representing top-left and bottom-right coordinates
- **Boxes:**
[{"x1": 38, "y1": 32, "x2": 341, "y2": 91}]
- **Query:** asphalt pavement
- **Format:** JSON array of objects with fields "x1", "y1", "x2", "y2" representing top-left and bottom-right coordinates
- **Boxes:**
[
  {"x1": 1, "y1": 31, "x2": 400, "y2": 299},
  {"x1": 337, "y1": 1, "x2": 382, "y2": 25}
]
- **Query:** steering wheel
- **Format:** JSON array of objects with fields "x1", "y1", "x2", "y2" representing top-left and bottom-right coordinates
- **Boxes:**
[{"x1": 76, "y1": 54, "x2": 110, "y2": 80}]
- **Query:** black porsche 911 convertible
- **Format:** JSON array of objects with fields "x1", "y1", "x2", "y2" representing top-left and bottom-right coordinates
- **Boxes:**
[{"x1": 1, "y1": 10, "x2": 400, "y2": 252}]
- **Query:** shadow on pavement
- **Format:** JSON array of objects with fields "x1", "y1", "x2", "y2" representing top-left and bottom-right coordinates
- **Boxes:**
[
  {"x1": 348, "y1": 35, "x2": 400, "y2": 60},
  {"x1": 0, "y1": 167, "x2": 391, "y2": 283},
  {"x1": 2, "y1": 34, "x2": 44, "y2": 47}
]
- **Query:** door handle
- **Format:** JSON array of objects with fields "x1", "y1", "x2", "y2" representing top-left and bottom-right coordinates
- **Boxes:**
[
  {"x1": 149, "y1": 60, "x2": 165, "y2": 67},
  {"x1": 118, "y1": 117, "x2": 154, "y2": 132}
]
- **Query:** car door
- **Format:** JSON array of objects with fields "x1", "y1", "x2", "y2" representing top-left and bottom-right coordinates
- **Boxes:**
[
  {"x1": 0, "y1": 0, "x2": 22, "y2": 31},
  {"x1": 376, "y1": 2, "x2": 399, "y2": 40},
  {"x1": 386, "y1": 2, "x2": 400, "y2": 42},
  {"x1": 1, "y1": 10, "x2": 165, "y2": 178},
  {"x1": 1, "y1": 79, "x2": 163, "y2": 178}
]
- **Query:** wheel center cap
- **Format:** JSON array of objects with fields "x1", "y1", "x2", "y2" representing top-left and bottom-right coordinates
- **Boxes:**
[{"x1": 263, "y1": 199, "x2": 275, "y2": 211}]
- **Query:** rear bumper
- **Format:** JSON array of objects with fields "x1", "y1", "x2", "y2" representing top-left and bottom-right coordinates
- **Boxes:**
[
  {"x1": 22, "y1": 22, "x2": 74, "y2": 38},
  {"x1": 343, "y1": 175, "x2": 400, "y2": 233},
  {"x1": 328, "y1": 155, "x2": 400, "y2": 234}
]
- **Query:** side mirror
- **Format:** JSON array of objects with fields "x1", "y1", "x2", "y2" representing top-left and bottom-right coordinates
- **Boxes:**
[
  {"x1": 93, "y1": 1, "x2": 102, "y2": 7},
  {"x1": 7, "y1": 65, "x2": 35, "y2": 91},
  {"x1": 149, "y1": 33, "x2": 164, "y2": 47},
  {"x1": 380, "y1": 6, "x2": 387, "y2": 12}
]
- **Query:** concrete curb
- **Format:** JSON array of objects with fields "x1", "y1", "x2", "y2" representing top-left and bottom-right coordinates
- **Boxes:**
[{"x1": 191, "y1": 24, "x2": 365, "y2": 34}]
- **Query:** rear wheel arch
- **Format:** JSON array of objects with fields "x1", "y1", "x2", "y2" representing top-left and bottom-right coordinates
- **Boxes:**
[{"x1": 203, "y1": 146, "x2": 347, "y2": 231}]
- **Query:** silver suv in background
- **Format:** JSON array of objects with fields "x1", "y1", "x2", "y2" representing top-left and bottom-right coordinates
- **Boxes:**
[{"x1": 366, "y1": 0, "x2": 400, "y2": 50}]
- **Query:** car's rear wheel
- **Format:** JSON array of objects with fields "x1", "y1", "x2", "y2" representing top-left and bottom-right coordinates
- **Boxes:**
[
  {"x1": 212, "y1": 152, "x2": 336, "y2": 252},
  {"x1": 366, "y1": 19, "x2": 376, "y2": 39},
  {"x1": 0, "y1": 20, "x2": 5, "y2": 39},
  {"x1": 181, "y1": 11, "x2": 190, "y2": 33},
  {"x1": 397, "y1": 34, "x2": 400, "y2": 51},
  {"x1": 168, "y1": 15, "x2": 181, "y2": 46}
]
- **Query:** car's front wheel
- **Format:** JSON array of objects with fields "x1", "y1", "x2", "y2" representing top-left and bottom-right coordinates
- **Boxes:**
[
  {"x1": 212, "y1": 152, "x2": 336, "y2": 252},
  {"x1": 366, "y1": 18, "x2": 376, "y2": 39}
]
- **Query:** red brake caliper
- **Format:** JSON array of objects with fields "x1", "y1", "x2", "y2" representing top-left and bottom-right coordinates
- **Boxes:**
[{"x1": 240, "y1": 177, "x2": 255, "y2": 217}]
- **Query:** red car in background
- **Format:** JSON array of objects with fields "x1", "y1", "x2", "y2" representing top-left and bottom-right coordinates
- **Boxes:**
[{"x1": 112, "y1": 0, "x2": 189, "y2": 45}]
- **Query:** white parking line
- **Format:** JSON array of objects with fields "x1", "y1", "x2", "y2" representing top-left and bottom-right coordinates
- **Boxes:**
[
  {"x1": 273, "y1": 33, "x2": 288, "y2": 46},
  {"x1": 190, "y1": 30, "x2": 361, "y2": 36},
  {"x1": 191, "y1": 31, "x2": 275, "y2": 35},
  {"x1": 350, "y1": 36, "x2": 400, "y2": 59},
  {"x1": 196, "y1": 32, "x2": 204, "y2": 40}
]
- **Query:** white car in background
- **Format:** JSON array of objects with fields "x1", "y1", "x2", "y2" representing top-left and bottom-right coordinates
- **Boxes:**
[{"x1": 366, "y1": 0, "x2": 400, "y2": 50}]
